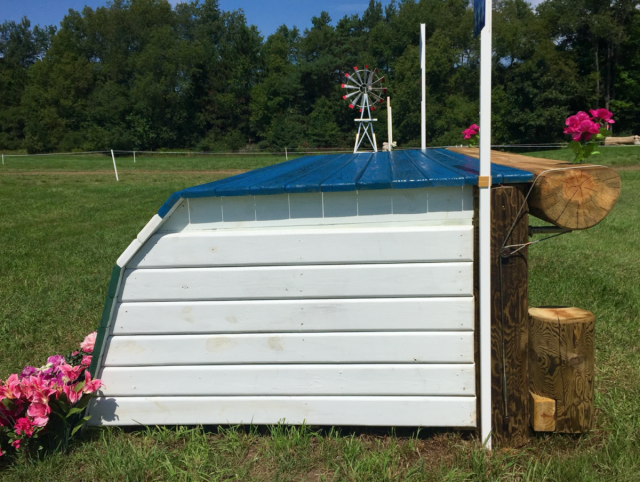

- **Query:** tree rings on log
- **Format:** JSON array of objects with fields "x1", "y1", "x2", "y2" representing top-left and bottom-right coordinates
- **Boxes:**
[
  {"x1": 447, "y1": 147, "x2": 621, "y2": 230},
  {"x1": 528, "y1": 307, "x2": 595, "y2": 433},
  {"x1": 527, "y1": 167, "x2": 621, "y2": 230}
]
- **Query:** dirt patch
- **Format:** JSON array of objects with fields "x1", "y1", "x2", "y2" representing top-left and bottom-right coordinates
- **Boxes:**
[{"x1": 0, "y1": 169, "x2": 247, "y2": 176}]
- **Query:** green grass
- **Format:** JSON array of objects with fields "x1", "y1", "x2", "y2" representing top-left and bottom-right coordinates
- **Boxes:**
[
  {"x1": 520, "y1": 145, "x2": 640, "y2": 166},
  {"x1": 0, "y1": 153, "x2": 300, "y2": 172},
  {"x1": 1, "y1": 166, "x2": 640, "y2": 480}
]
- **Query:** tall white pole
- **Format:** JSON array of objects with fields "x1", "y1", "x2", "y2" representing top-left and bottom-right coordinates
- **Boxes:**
[
  {"x1": 387, "y1": 97, "x2": 393, "y2": 151},
  {"x1": 420, "y1": 23, "x2": 426, "y2": 150},
  {"x1": 111, "y1": 149, "x2": 119, "y2": 181},
  {"x1": 479, "y1": 0, "x2": 493, "y2": 450},
  {"x1": 285, "y1": 147, "x2": 288, "y2": 160},
  {"x1": 1, "y1": 154, "x2": 4, "y2": 165},
  {"x1": 133, "y1": 151, "x2": 136, "y2": 163}
]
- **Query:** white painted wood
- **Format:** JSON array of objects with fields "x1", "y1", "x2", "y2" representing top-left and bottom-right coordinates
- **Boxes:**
[
  {"x1": 323, "y1": 191, "x2": 358, "y2": 218},
  {"x1": 158, "y1": 187, "x2": 472, "y2": 233},
  {"x1": 102, "y1": 332, "x2": 473, "y2": 366},
  {"x1": 119, "y1": 263, "x2": 473, "y2": 301},
  {"x1": 157, "y1": 200, "x2": 189, "y2": 233},
  {"x1": 111, "y1": 297, "x2": 475, "y2": 335},
  {"x1": 136, "y1": 215, "x2": 162, "y2": 244},
  {"x1": 222, "y1": 195, "x2": 255, "y2": 222},
  {"x1": 116, "y1": 239, "x2": 142, "y2": 268},
  {"x1": 98, "y1": 364, "x2": 476, "y2": 396},
  {"x1": 290, "y1": 192, "x2": 323, "y2": 219},
  {"x1": 479, "y1": 0, "x2": 493, "y2": 449},
  {"x1": 88, "y1": 395, "x2": 477, "y2": 427},
  {"x1": 188, "y1": 197, "x2": 222, "y2": 225},
  {"x1": 129, "y1": 225, "x2": 473, "y2": 268}
]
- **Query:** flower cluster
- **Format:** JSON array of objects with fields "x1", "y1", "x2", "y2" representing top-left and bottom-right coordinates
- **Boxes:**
[
  {"x1": 564, "y1": 109, "x2": 614, "y2": 163},
  {"x1": 564, "y1": 109, "x2": 614, "y2": 142},
  {"x1": 462, "y1": 124, "x2": 480, "y2": 147},
  {"x1": 0, "y1": 332, "x2": 102, "y2": 457}
]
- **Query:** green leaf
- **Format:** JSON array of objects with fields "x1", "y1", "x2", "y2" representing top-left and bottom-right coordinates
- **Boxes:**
[
  {"x1": 74, "y1": 381, "x2": 86, "y2": 393},
  {"x1": 66, "y1": 406, "x2": 85, "y2": 418},
  {"x1": 70, "y1": 415, "x2": 92, "y2": 437},
  {"x1": 2, "y1": 398, "x2": 15, "y2": 410},
  {"x1": 74, "y1": 393, "x2": 95, "y2": 411}
]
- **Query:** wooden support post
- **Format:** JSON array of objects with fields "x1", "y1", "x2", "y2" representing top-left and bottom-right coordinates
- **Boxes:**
[
  {"x1": 490, "y1": 186, "x2": 530, "y2": 447},
  {"x1": 529, "y1": 307, "x2": 595, "y2": 433}
]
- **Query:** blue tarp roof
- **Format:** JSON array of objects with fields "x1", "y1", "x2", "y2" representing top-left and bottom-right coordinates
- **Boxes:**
[{"x1": 158, "y1": 149, "x2": 534, "y2": 217}]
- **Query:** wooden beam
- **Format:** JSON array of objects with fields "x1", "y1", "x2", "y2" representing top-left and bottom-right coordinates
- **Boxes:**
[
  {"x1": 528, "y1": 307, "x2": 595, "y2": 433},
  {"x1": 529, "y1": 391, "x2": 556, "y2": 432},
  {"x1": 490, "y1": 186, "x2": 530, "y2": 447},
  {"x1": 448, "y1": 147, "x2": 621, "y2": 231}
]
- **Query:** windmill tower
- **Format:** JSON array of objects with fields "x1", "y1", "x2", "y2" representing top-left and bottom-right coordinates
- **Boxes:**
[{"x1": 342, "y1": 66, "x2": 386, "y2": 153}]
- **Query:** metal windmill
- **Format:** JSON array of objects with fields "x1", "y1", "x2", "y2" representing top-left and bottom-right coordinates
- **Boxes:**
[{"x1": 341, "y1": 66, "x2": 386, "y2": 153}]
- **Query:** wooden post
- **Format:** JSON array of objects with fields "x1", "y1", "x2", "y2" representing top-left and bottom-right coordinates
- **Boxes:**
[
  {"x1": 490, "y1": 186, "x2": 530, "y2": 447},
  {"x1": 529, "y1": 307, "x2": 595, "y2": 433}
]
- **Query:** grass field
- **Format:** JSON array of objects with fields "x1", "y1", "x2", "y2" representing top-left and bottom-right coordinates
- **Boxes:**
[{"x1": 1, "y1": 151, "x2": 639, "y2": 480}]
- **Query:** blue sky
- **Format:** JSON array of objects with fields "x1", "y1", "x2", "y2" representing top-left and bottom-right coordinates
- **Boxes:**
[{"x1": 1, "y1": 0, "x2": 544, "y2": 36}]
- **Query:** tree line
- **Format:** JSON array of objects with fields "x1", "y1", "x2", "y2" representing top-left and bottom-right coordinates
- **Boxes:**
[{"x1": 0, "y1": 0, "x2": 638, "y2": 153}]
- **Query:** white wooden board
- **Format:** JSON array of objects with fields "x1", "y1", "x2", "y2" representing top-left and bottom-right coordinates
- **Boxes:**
[
  {"x1": 102, "y1": 332, "x2": 473, "y2": 366},
  {"x1": 98, "y1": 364, "x2": 476, "y2": 396},
  {"x1": 119, "y1": 263, "x2": 473, "y2": 302},
  {"x1": 129, "y1": 225, "x2": 473, "y2": 268},
  {"x1": 110, "y1": 297, "x2": 475, "y2": 335},
  {"x1": 88, "y1": 396, "x2": 477, "y2": 427},
  {"x1": 158, "y1": 187, "x2": 474, "y2": 232}
]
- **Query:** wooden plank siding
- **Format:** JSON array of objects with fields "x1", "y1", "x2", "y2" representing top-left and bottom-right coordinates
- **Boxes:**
[
  {"x1": 102, "y1": 332, "x2": 474, "y2": 366},
  {"x1": 110, "y1": 298, "x2": 475, "y2": 335},
  {"x1": 98, "y1": 365, "x2": 476, "y2": 396},
  {"x1": 119, "y1": 263, "x2": 473, "y2": 302},
  {"x1": 90, "y1": 189, "x2": 478, "y2": 428},
  {"x1": 89, "y1": 396, "x2": 477, "y2": 427},
  {"x1": 130, "y1": 225, "x2": 473, "y2": 268}
]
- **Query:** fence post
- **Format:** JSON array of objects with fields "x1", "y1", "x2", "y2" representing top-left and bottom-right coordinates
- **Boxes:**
[
  {"x1": 111, "y1": 149, "x2": 119, "y2": 181},
  {"x1": 1, "y1": 154, "x2": 4, "y2": 165},
  {"x1": 133, "y1": 151, "x2": 136, "y2": 163},
  {"x1": 285, "y1": 147, "x2": 288, "y2": 161}
]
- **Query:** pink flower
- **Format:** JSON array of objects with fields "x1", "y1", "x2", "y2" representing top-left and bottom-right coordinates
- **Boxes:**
[
  {"x1": 81, "y1": 355, "x2": 92, "y2": 366},
  {"x1": 59, "y1": 364, "x2": 83, "y2": 383},
  {"x1": 564, "y1": 119, "x2": 601, "y2": 141},
  {"x1": 565, "y1": 111, "x2": 591, "y2": 128},
  {"x1": 82, "y1": 370, "x2": 103, "y2": 394},
  {"x1": 80, "y1": 332, "x2": 97, "y2": 353},
  {"x1": 14, "y1": 417, "x2": 35, "y2": 437},
  {"x1": 468, "y1": 124, "x2": 479, "y2": 132},
  {"x1": 63, "y1": 384, "x2": 83, "y2": 404},
  {"x1": 27, "y1": 401, "x2": 50, "y2": 424},
  {"x1": 0, "y1": 374, "x2": 23, "y2": 400},
  {"x1": 462, "y1": 124, "x2": 479, "y2": 139},
  {"x1": 32, "y1": 416, "x2": 48, "y2": 427},
  {"x1": 11, "y1": 440, "x2": 20, "y2": 450},
  {"x1": 589, "y1": 108, "x2": 615, "y2": 124},
  {"x1": 72, "y1": 351, "x2": 79, "y2": 356},
  {"x1": 21, "y1": 375, "x2": 56, "y2": 404}
]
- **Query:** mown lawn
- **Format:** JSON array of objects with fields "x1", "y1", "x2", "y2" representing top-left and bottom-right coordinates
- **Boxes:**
[
  {"x1": 0, "y1": 162, "x2": 639, "y2": 480},
  {"x1": 520, "y1": 145, "x2": 640, "y2": 167}
]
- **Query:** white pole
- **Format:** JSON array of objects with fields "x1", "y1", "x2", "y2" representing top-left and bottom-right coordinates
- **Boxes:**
[
  {"x1": 387, "y1": 97, "x2": 393, "y2": 151},
  {"x1": 285, "y1": 147, "x2": 288, "y2": 161},
  {"x1": 133, "y1": 151, "x2": 136, "y2": 163},
  {"x1": 1, "y1": 154, "x2": 4, "y2": 165},
  {"x1": 420, "y1": 23, "x2": 426, "y2": 151},
  {"x1": 111, "y1": 149, "x2": 119, "y2": 181},
  {"x1": 479, "y1": 0, "x2": 493, "y2": 450}
]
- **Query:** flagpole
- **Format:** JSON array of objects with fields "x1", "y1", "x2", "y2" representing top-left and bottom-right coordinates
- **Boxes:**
[
  {"x1": 420, "y1": 23, "x2": 426, "y2": 150},
  {"x1": 478, "y1": 0, "x2": 493, "y2": 450}
]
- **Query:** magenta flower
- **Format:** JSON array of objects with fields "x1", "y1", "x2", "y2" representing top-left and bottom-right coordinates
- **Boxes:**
[
  {"x1": 81, "y1": 355, "x2": 92, "y2": 366},
  {"x1": 565, "y1": 111, "x2": 591, "y2": 128},
  {"x1": 19, "y1": 366, "x2": 38, "y2": 379},
  {"x1": 14, "y1": 417, "x2": 35, "y2": 437},
  {"x1": 0, "y1": 374, "x2": 23, "y2": 400},
  {"x1": 80, "y1": 332, "x2": 97, "y2": 353},
  {"x1": 589, "y1": 108, "x2": 615, "y2": 124}
]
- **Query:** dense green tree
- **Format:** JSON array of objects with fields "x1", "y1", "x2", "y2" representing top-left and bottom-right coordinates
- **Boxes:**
[{"x1": 0, "y1": 0, "x2": 638, "y2": 152}]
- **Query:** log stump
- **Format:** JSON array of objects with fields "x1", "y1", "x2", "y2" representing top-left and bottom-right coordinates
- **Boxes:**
[{"x1": 528, "y1": 307, "x2": 595, "y2": 433}]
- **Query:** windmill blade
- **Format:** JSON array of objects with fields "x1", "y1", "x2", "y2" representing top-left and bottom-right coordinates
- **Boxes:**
[
  {"x1": 341, "y1": 83, "x2": 360, "y2": 90},
  {"x1": 345, "y1": 73, "x2": 362, "y2": 87},
  {"x1": 343, "y1": 90, "x2": 361, "y2": 100},
  {"x1": 354, "y1": 68, "x2": 364, "y2": 85},
  {"x1": 351, "y1": 93, "x2": 363, "y2": 107},
  {"x1": 368, "y1": 90, "x2": 384, "y2": 104},
  {"x1": 371, "y1": 76, "x2": 385, "y2": 85},
  {"x1": 367, "y1": 70, "x2": 374, "y2": 89}
]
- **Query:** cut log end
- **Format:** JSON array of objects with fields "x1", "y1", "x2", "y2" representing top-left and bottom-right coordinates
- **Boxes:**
[
  {"x1": 529, "y1": 391, "x2": 556, "y2": 432},
  {"x1": 528, "y1": 167, "x2": 621, "y2": 230},
  {"x1": 447, "y1": 147, "x2": 621, "y2": 230}
]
